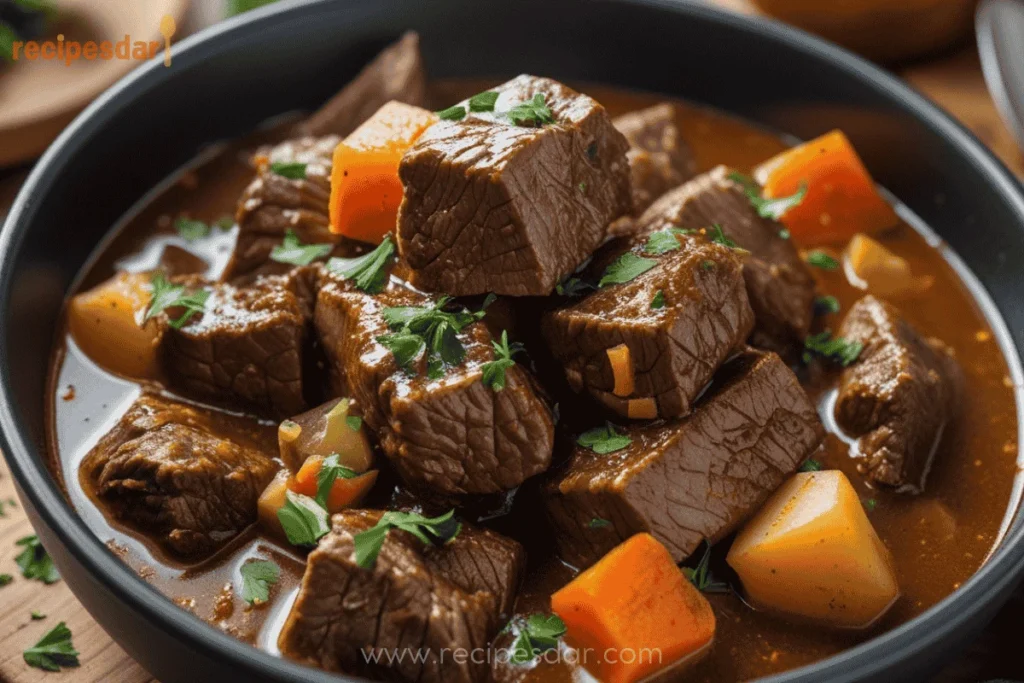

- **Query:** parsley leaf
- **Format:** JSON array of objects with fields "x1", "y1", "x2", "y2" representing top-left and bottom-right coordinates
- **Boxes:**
[
  {"x1": 507, "y1": 94, "x2": 554, "y2": 127},
  {"x1": 805, "y1": 250, "x2": 839, "y2": 270},
  {"x1": 377, "y1": 332, "x2": 426, "y2": 370},
  {"x1": 650, "y1": 290, "x2": 666, "y2": 309},
  {"x1": 277, "y1": 491, "x2": 330, "y2": 547},
  {"x1": 707, "y1": 223, "x2": 737, "y2": 249},
  {"x1": 728, "y1": 171, "x2": 807, "y2": 220},
  {"x1": 643, "y1": 227, "x2": 693, "y2": 255},
  {"x1": 15, "y1": 536, "x2": 59, "y2": 584},
  {"x1": 270, "y1": 162, "x2": 307, "y2": 180},
  {"x1": 588, "y1": 518, "x2": 611, "y2": 529},
  {"x1": 31, "y1": 611, "x2": 45, "y2": 620},
  {"x1": 144, "y1": 273, "x2": 210, "y2": 329},
  {"x1": 0, "y1": 574, "x2": 11, "y2": 586},
  {"x1": 681, "y1": 541, "x2": 730, "y2": 593},
  {"x1": 468, "y1": 90, "x2": 500, "y2": 113},
  {"x1": 803, "y1": 331, "x2": 863, "y2": 366},
  {"x1": 510, "y1": 614, "x2": 566, "y2": 664},
  {"x1": 326, "y1": 235, "x2": 396, "y2": 294},
  {"x1": 239, "y1": 560, "x2": 280, "y2": 605},
  {"x1": 865, "y1": 498, "x2": 878, "y2": 511},
  {"x1": 315, "y1": 453, "x2": 359, "y2": 508},
  {"x1": 174, "y1": 217, "x2": 210, "y2": 241},
  {"x1": 377, "y1": 296, "x2": 488, "y2": 376},
  {"x1": 799, "y1": 458, "x2": 823, "y2": 472},
  {"x1": 23, "y1": 622, "x2": 79, "y2": 672},
  {"x1": 436, "y1": 104, "x2": 466, "y2": 121},
  {"x1": 577, "y1": 422, "x2": 632, "y2": 455},
  {"x1": 599, "y1": 252, "x2": 658, "y2": 287},
  {"x1": 814, "y1": 295, "x2": 841, "y2": 315},
  {"x1": 555, "y1": 277, "x2": 593, "y2": 297},
  {"x1": 482, "y1": 330, "x2": 524, "y2": 392},
  {"x1": 271, "y1": 229, "x2": 333, "y2": 266},
  {"x1": 346, "y1": 415, "x2": 362, "y2": 432},
  {"x1": 354, "y1": 509, "x2": 461, "y2": 568}
]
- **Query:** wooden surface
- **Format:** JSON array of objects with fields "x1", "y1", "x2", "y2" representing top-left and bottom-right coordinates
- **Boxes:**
[{"x1": 0, "y1": 11, "x2": 1022, "y2": 683}]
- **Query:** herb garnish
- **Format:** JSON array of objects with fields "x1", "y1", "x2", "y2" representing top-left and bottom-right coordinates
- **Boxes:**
[
  {"x1": 239, "y1": 560, "x2": 280, "y2": 605},
  {"x1": 0, "y1": 574, "x2": 11, "y2": 587},
  {"x1": 468, "y1": 90, "x2": 500, "y2": 113},
  {"x1": 31, "y1": 611, "x2": 45, "y2": 620},
  {"x1": 174, "y1": 217, "x2": 211, "y2": 241},
  {"x1": 599, "y1": 252, "x2": 658, "y2": 287},
  {"x1": 353, "y1": 509, "x2": 461, "y2": 569},
  {"x1": 865, "y1": 498, "x2": 878, "y2": 511},
  {"x1": 814, "y1": 295, "x2": 841, "y2": 315},
  {"x1": 507, "y1": 94, "x2": 554, "y2": 127},
  {"x1": 510, "y1": 614, "x2": 567, "y2": 664},
  {"x1": 651, "y1": 290, "x2": 666, "y2": 309},
  {"x1": 707, "y1": 223, "x2": 737, "y2": 249},
  {"x1": 277, "y1": 491, "x2": 331, "y2": 547},
  {"x1": 326, "y1": 235, "x2": 396, "y2": 294},
  {"x1": 779, "y1": 228, "x2": 791, "y2": 240},
  {"x1": 682, "y1": 541, "x2": 730, "y2": 593},
  {"x1": 271, "y1": 229, "x2": 333, "y2": 266},
  {"x1": 23, "y1": 622, "x2": 79, "y2": 672},
  {"x1": 436, "y1": 104, "x2": 467, "y2": 121},
  {"x1": 643, "y1": 226, "x2": 693, "y2": 255},
  {"x1": 346, "y1": 415, "x2": 363, "y2": 432},
  {"x1": 577, "y1": 422, "x2": 632, "y2": 454},
  {"x1": 805, "y1": 250, "x2": 839, "y2": 270},
  {"x1": 315, "y1": 454, "x2": 358, "y2": 508},
  {"x1": 555, "y1": 277, "x2": 593, "y2": 297},
  {"x1": 377, "y1": 296, "x2": 490, "y2": 375},
  {"x1": 144, "y1": 273, "x2": 210, "y2": 330},
  {"x1": 799, "y1": 458, "x2": 823, "y2": 472},
  {"x1": 701, "y1": 260, "x2": 716, "y2": 271},
  {"x1": 482, "y1": 330, "x2": 525, "y2": 392},
  {"x1": 803, "y1": 331, "x2": 863, "y2": 367},
  {"x1": 588, "y1": 518, "x2": 611, "y2": 529},
  {"x1": 15, "y1": 536, "x2": 59, "y2": 584},
  {"x1": 728, "y1": 171, "x2": 807, "y2": 220},
  {"x1": 270, "y1": 162, "x2": 308, "y2": 180}
]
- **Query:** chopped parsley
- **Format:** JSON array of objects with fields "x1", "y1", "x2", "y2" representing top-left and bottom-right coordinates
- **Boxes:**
[
  {"x1": 315, "y1": 453, "x2": 358, "y2": 508},
  {"x1": 510, "y1": 614, "x2": 566, "y2": 664},
  {"x1": 814, "y1": 295, "x2": 841, "y2": 315},
  {"x1": 436, "y1": 104, "x2": 467, "y2": 121},
  {"x1": 174, "y1": 217, "x2": 211, "y2": 241},
  {"x1": 270, "y1": 229, "x2": 333, "y2": 266},
  {"x1": 15, "y1": 536, "x2": 59, "y2": 584},
  {"x1": 144, "y1": 273, "x2": 210, "y2": 329},
  {"x1": 555, "y1": 277, "x2": 593, "y2": 297},
  {"x1": 577, "y1": 422, "x2": 632, "y2": 455},
  {"x1": 239, "y1": 560, "x2": 280, "y2": 605},
  {"x1": 277, "y1": 491, "x2": 330, "y2": 547},
  {"x1": 701, "y1": 259, "x2": 716, "y2": 271},
  {"x1": 269, "y1": 161, "x2": 307, "y2": 180},
  {"x1": 588, "y1": 518, "x2": 611, "y2": 529},
  {"x1": 682, "y1": 541, "x2": 730, "y2": 593},
  {"x1": 803, "y1": 331, "x2": 863, "y2": 367},
  {"x1": 507, "y1": 93, "x2": 554, "y2": 127},
  {"x1": 728, "y1": 171, "x2": 807, "y2": 220},
  {"x1": 377, "y1": 296, "x2": 491, "y2": 375},
  {"x1": 707, "y1": 223, "x2": 737, "y2": 249},
  {"x1": 326, "y1": 235, "x2": 396, "y2": 294},
  {"x1": 482, "y1": 330, "x2": 525, "y2": 392},
  {"x1": 468, "y1": 90, "x2": 500, "y2": 113},
  {"x1": 779, "y1": 228, "x2": 791, "y2": 240},
  {"x1": 31, "y1": 611, "x2": 45, "y2": 620},
  {"x1": 650, "y1": 290, "x2": 666, "y2": 309},
  {"x1": 353, "y1": 509, "x2": 461, "y2": 569},
  {"x1": 599, "y1": 252, "x2": 658, "y2": 287},
  {"x1": 346, "y1": 415, "x2": 363, "y2": 432},
  {"x1": 23, "y1": 622, "x2": 79, "y2": 672},
  {"x1": 799, "y1": 458, "x2": 823, "y2": 472},
  {"x1": 578, "y1": 181, "x2": 587, "y2": 193},
  {"x1": 0, "y1": 574, "x2": 11, "y2": 586},
  {"x1": 643, "y1": 227, "x2": 692, "y2": 255},
  {"x1": 805, "y1": 250, "x2": 839, "y2": 270},
  {"x1": 865, "y1": 498, "x2": 878, "y2": 511}
]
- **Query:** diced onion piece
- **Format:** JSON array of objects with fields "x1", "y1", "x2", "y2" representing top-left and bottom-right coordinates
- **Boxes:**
[
  {"x1": 727, "y1": 470, "x2": 899, "y2": 629},
  {"x1": 607, "y1": 344, "x2": 634, "y2": 397},
  {"x1": 844, "y1": 233, "x2": 933, "y2": 297}
]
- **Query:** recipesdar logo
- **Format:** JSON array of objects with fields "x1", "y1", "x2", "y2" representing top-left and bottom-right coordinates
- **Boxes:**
[{"x1": 7, "y1": 14, "x2": 176, "y2": 66}]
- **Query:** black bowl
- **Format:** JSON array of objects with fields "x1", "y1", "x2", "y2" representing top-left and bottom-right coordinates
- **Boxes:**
[{"x1": 2, "y1": 0, "x2": 1023, "y2": 681}]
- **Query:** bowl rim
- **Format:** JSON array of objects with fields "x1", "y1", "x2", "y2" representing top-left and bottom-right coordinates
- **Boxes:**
[{"x1": 2, "y1": 0, "x2": 1024, "y2": 681}]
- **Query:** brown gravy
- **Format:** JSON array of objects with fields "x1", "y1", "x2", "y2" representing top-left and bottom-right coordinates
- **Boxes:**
[{"x1": 46, "y1": 80, "x2": 1021, "y2": 682}]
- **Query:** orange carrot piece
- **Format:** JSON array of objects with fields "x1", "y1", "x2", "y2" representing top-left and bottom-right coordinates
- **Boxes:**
[
  {"x1": 845, "y1": 233, "x2": 933, "y2": 297},
  {"x1": 627, "y1": 398, "x2": 657, "y2": 420},
  {"x1": 289, "y1": 454, "x2": 377, "y2": 512},
  {"x1": 291, "y1": 454, "x2": 323, "y2": 497},
  {"x1": 607, "y1": 344, "x2": 634, "y2": 397},
  {"x1": 329, "y1": 101, "x2": 438, "y2": 243},
  {"x1": 755, "y1": 130, "x2": 899, "y2": 245},
  {"x1": 551, "y1": 533, "x2": 715, "y2": 683}
]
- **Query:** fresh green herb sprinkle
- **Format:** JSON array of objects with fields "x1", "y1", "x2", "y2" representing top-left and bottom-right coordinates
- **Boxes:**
[
  {"x1": 803, "y1": 330, "x2": 863, "y2": 367},
  {"x1": 239, "y1": 560, "x2": 280, "y2": 605},
  {"x1": 644, "y1": 227, "x2": 693, "y2": 255},
  {"x1": 174, "y1": 217, "x2": 211, "y2": 241},
  {"x1": 728, "y1": 171, "x2": 807, "y2": 220},
  {"x1": 15, "y1": 536, "x2": 59, "y2": 584},
  {"x1": 707, "y1": 223, "x2": 737, "y2": 249},
  {"x1": 0, "y1": 574, "x2": 12, "y2": 587},
  {"x1": 588, "y1": 518, "x2": 612, "y2": 529},
  {"x1": 436, "y1": 104, "x2": 467, "y2": 121},
  {"x1": 353, "y1": 509, "x2": 461, "y2": 569},
  {"x1": 276, "y1": 491, "x2": 331, "y2": 547},
  {"x1": 468, "y1": 90, "x2": 500, "y2": 112},
  {"x1": 510, "y1": 614, "x2": 567, "y2": 664},
  {"x1": 269, "y1": 162, "x2": 307, "y2": 180},
  {"x1": 345, "y1": 415, "x2": 363, "y2": 432},
  {"x1": 271, "y1": 229, "x2": 333, "y2": 266},
  {"x1": 865, "y1": 498, "x2": 878, "y2": 511},
  {"x1": 30, "y1": 611, "x2": 45, "y2": 620},
  {"x1": 599, "y1": 252, "x2": 658, "y2": 287},
  {"x1": 315, "y1": 453, "x2": 359, "y2": 508},
  {"x1": 377, "y1": 296, "x2": 490, "y2": 376},
  {"x1": 577, "y1": 422, "x2": 632, "y2": 455},
  {"x1": 814, "y1": 295, "x2": 841, "y2": 315},
  {"x1": 799, "y1": 458, "x2": 823, "y2": 472},
  {"x1": 650, "y1": 290, "x2": 666, "y2": 309},
  {"x1": 779, "y1": 228, "x2": 791, "y2": 240},
  {"x1": 23, "y1": 622, "x2": 78, "y2": 672},
  {"x1": 681, "y1": 541, "x2": 730, "y2": 593},
  {"x1": 507, "y1": 93, "x2": 554, "y2": 127},
  {"x1": 482, "y1": 330, "x2": 525, "y2": 392},
  {"x1": 805, "y1": 250, "x2": 840, "y2": 270},
  {"x1": 144, "y1": 273, "x2": 210, "y2": 330},
  {"x1": 555, "y1": 277, "x2": 593, "y2": 297},
  {"x1": 326, "y1": 235, "x2": 396, "y2": 294}
]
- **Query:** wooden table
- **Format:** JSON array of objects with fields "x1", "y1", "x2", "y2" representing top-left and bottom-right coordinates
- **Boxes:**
[{"x1": 0, "y1": 18, "x2": 1022, "y2": 683}]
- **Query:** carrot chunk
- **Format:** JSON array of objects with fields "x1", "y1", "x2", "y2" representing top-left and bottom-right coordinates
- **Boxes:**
[
  {"x1": 551, "y1": 533, "x2": 715, "y2": 683},
  {"x1": 755, "y1": 130, "x2": 899, "y2": 244},
  {"x1": 607, "y1": 344, "x2": 634, "y2": 397},
  {"x1": 290, "y1": 454, "x2": 378, "y2": 512},
  {"x1": 329, "y1": 101, "x2": 438, "y2": 243}
]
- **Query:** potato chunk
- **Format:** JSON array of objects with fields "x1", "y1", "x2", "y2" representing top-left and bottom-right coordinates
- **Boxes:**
[
  {"x1": 726, "y1": 470, "x2": 899, "y2": 629},
  {"x1": 278, "y1": 398, "x2": 373, "y2": 474},
  {"x1": 67, "y1": 272, "x2": 160, "y2": 378}
]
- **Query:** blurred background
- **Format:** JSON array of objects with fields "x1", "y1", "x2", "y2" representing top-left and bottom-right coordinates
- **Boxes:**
[{"x1": 0, "y1": 0, "x2": 1022, "y2": 681}]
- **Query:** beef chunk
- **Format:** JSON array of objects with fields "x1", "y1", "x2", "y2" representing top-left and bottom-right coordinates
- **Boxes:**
[
  {"x1": 314, "y1": 271, "x2": 555, "y2": 494},
  {"x1": 545, "y1": 348, "x2": 824, "y2": 568},
  {"x1": 225, "y1": 136, "x2": 339, "y2": 280},
  {"x1": 427, "y1": 524, "x2": 525, "y2": 618},
  {"x1": 613, "y1": 104, "x2": 696, "y2": 216},
  {"x1": 397, "y1": 75, "x2": 632, "y2": 296},
  {"x1": 834, "y1": 296, "x2": 962, "y2": 492},
  {"x1": 296, "y1": 32, "x2": 427, "y2": 138},
  {"x1": 636, "y1": 165, "x2": 816, "y2": 352},
  {"x1": 80, "y1": 394, "x2": 278, "y2": 558},
  {"x1": 161, "y1": 275, "x2": 308, "y2": 419},
  {"x1": 279, "y1": 510, "x2": 519, "y2": 683},
  {"x1": 542, "y1": 232, "x2": 754, "y2": 420}
]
